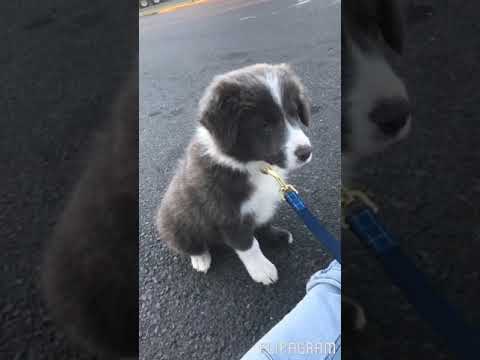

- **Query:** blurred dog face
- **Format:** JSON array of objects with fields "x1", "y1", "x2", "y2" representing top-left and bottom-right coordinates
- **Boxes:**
[
  {"x1": 342, "y1": 0, "x2": 411, "y2": 158},
  {"x1": 198, "y1": 63, "x2": 312, "y2": 172}
]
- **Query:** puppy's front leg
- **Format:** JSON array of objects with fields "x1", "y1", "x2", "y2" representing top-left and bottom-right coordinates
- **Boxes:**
[
  {"x1": 223, "y1": 223, "x2": 278, "y2": 285},
  {"x1": 236, "y1": 238, "x2": 278, "y2": 285}
]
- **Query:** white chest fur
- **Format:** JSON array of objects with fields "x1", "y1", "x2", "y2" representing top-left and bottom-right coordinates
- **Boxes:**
[{"x1": 240, "y1": 167, "x2": 286, "y2": 225}]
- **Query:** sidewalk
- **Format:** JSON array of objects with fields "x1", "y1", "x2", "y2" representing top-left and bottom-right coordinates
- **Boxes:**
[{"x1": 139, "y1": 0, "x2": 208, "y2": 17}]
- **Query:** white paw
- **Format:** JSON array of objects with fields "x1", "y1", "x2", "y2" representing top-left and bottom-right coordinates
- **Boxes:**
[
  {"x1": 190, "y1": 253, "x2": 211, "y2": 273},
  {"x1": 287, "y1": 231, "x2": 294, "y2": 244},
  {"x1": 235, "y1": 238, "x2": 279, "y2": 285},
  {"x1": 353, "y1": 304, "x2": 367, "y2": 331},
  {"x1": 247, "y1": 257, "x2": 278, "y2": 285}
]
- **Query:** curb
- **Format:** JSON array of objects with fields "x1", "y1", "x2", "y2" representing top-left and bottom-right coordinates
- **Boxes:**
[{"x1": 139, "y1": 0, "x2": 208, "y2": 17}]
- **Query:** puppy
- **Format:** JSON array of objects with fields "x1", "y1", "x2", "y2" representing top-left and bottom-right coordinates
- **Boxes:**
[
  {"x1": 156, "y1": 64, "x2": 312, "y2": 285},
  {"x1": 341, "y1": 0, "x2": 410, "y2": 332},
  {"x1": 42, "y1": 73, "x2": 138, "y2": 359}
]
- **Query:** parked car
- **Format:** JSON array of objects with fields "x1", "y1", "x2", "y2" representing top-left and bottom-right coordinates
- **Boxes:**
[{"x1": 139, "y1": 0, "x2": 162, "y2": 9}]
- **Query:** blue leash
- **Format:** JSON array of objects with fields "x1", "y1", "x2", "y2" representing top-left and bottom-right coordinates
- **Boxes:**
[
  {"x1": 284, "y1": 190, "x2": 341, "y2": 263},
  {"x1": 261, "y1": 165, "x2": 341, "y2": 263},
  {"x1": 262, "y1": 165, "x2": 477, "y2": 358},
  {"x1": 343, "y1": 190, "x2": 477, "y2": 359}
]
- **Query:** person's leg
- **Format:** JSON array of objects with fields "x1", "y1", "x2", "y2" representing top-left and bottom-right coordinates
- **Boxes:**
[{"x1": 240, "y1": 260, "x2": 341, "y2": 360}]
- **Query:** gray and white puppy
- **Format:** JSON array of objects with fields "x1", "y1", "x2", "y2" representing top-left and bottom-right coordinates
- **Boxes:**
[{"x1": 156, "y1": 64, "x2": 312, "y2": 285}]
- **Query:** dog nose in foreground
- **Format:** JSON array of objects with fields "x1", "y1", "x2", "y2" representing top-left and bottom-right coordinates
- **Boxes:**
[
  {"x1": 294, "y1": 145, "x2": 312, "y2": 162},
  {"x1": 370, "y1": 97, "x2": 412, "y2": 136}
]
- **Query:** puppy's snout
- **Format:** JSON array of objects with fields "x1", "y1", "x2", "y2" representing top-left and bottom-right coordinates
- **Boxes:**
[
  {"x1": 294, "y1": 145, "x2": 312, "y2": 162},
  {"x1": 370, "y1": 98, "x2": 411, "y2": 136}
]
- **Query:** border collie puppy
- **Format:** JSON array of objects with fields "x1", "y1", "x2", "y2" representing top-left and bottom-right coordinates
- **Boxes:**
[
  {"x1": 341, "y1": 0, "x2": 410, "y2": 332},
  {"x1": 156, "y1": 64, "x2": 312, "y2": 285},
  {"x1": 42, "y1": 73, "x2": 138, "y2": 360},
  {"x1": 342, "y1": 0, "x2": 411, "y2": 169}
]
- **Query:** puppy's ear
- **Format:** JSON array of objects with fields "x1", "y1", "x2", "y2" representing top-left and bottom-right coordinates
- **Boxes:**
[
  {"x1": 280, "y1": 64, "x2": 311, "y2": 127},
  {"x1": 198, "y1": 79, "x2": 241, "y2": 150},
  {"x1": 379, "y1": 0, "x2": 406, "y2": 54},
  {"x1": 296, "y1": 91, "x2": 311, "y2": 127}
]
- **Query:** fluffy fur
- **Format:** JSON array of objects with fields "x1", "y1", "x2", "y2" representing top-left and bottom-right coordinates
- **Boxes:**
[
  {"x1": 156, "y1": 64, "x2": 312, "y2": 285},
  {"x1": 42, "y1": 73, "x2": 138, "y2": 359}
]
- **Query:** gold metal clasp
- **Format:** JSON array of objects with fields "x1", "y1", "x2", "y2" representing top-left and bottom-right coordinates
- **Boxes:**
[
  {"x1": 261, "y1": 165, "x2": 298, "y2": 195},
  {"x1": 341, "y1": 187, "x2": 379, "y2": 212},
  {"x1": 341, "y1": 186, "x2": 379, "y2": 229}
]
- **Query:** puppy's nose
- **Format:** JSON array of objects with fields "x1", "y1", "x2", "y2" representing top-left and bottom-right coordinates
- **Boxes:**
[
  {"x1": 294, "y1": 145, "x2": 312, "y2": 162},
  {"x1": 370, "y1": 98, "x2": 411, "y2": 136}
]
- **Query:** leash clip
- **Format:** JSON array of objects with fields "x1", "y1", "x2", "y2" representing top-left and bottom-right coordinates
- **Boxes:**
[
  {"x1": 341, "y1": 187, "x2": 379, "y2": 212},
  {"x1": 261, "y1": 165, "x2": 298, "y2": 196},
  {"x1": 342, "y1": 187, "x2": 379, "y2": 229}
]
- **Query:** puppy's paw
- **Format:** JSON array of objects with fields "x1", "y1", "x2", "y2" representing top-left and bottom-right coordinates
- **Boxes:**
[
  {"x1": 190, "y1": 253, "x2": 211, "y2": 273},
  {"x1": 353, "y1": 306, "x2": 367, "y2": 331},
  {"x1": 247, "y1": 257, "x2": 278, "y2": 285},
  {"x1": 343, "y1": 297, "x2": 367, "y2": 331},
  {"x1": 255, "y1": 225, "x2": 293, "y2": 248},
  {"x1": 274, "y1": 228, "x2": 293, "y2": 244},
  {"x1": 271, "y1": 226, "x2": 293, "y2": 244},
  {"x1": 287, "y1": 231, "x2": 294, "y2": 244}
]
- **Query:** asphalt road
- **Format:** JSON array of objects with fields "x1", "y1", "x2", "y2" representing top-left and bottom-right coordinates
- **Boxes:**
[
  {"x1": 1, "y1": 1, "x2": 135, "y2": 359},
  {"x1": 343, "y1": 2, "x2": 480, "y2": 359},
  {"x1": 139, "y1": 1, "x2": 341, "y2": 359}
]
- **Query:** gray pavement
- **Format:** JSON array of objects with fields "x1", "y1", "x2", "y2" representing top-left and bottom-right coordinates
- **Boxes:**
[
  {"x1": 139, "y1": 0, "x2": 340, "y2": 359},
  {"x1": 343, "y1": 2, "x2": 480, "y2": 358},
  {"x1": 1, "y1": 1, "x2": 136, "y2": 359}
]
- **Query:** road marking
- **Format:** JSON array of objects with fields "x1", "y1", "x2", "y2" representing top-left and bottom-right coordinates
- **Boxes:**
[
  {"x1": 290, "y1": 0, "x2": 311, "y2": 7},
  {"x1": 239, "y1": 16, "x2": 257, "y2": 21}
]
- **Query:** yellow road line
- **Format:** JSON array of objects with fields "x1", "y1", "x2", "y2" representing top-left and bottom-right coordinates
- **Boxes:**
[{"x1": 140, "y1": 0, "x2": 209, "y2": 16}]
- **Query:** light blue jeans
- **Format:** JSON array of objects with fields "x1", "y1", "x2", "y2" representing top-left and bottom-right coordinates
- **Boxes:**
[{"x1": 240, "y1": 260, "x2": 341, "y2": 360}]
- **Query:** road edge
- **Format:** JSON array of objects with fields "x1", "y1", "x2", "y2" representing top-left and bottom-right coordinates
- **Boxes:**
[{"x1": 139, "y1": 0, "x2": 209, "y2": 17}]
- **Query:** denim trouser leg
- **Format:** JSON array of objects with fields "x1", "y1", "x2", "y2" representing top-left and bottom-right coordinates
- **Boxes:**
[{"x1": 240, "y1": 260, "x2": 341, "y2": 360}]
